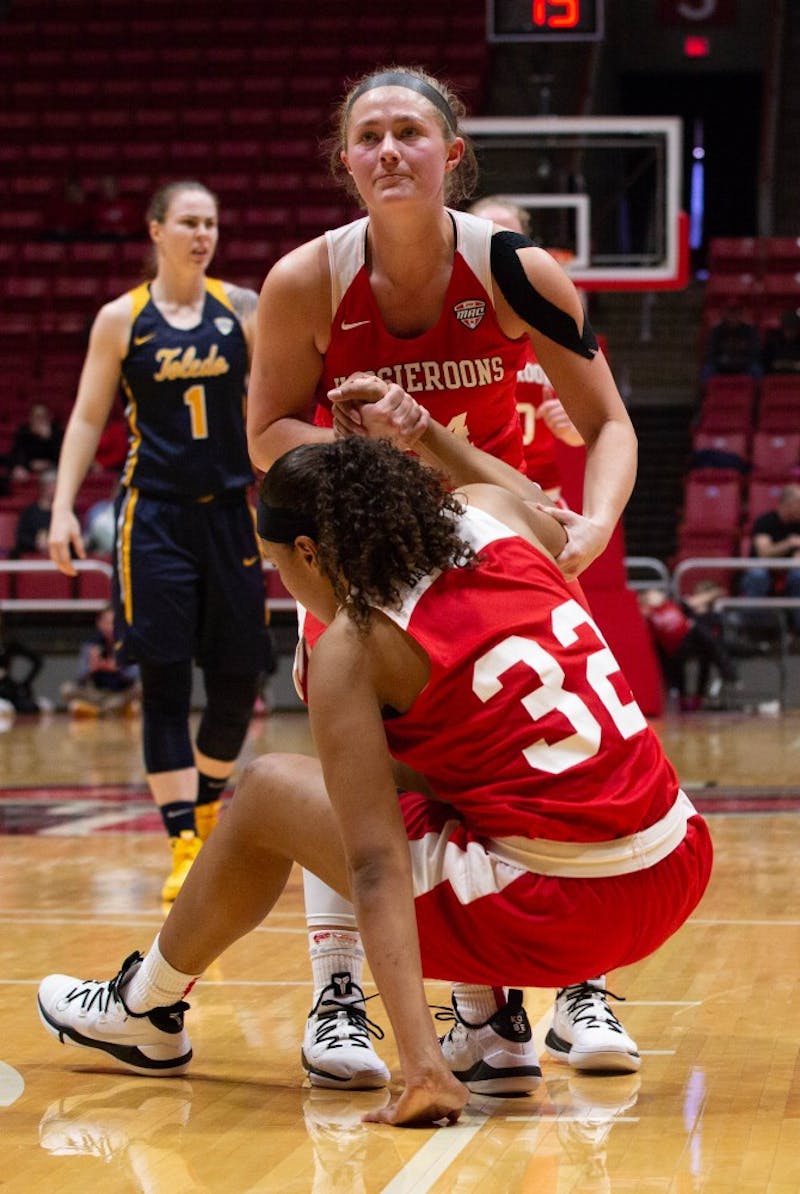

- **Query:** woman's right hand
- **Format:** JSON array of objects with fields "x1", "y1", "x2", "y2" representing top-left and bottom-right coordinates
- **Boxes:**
[
  {"x1": 362, "y1": 1072, "x2": 469, "y2": 1127},
  {"x1": 48, "y1": 508, "x2": 85, "y2": 577}
]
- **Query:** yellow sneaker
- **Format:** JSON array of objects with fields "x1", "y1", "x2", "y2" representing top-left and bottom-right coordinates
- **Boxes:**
[
  {"x1": 160, "y1": 831, "x2": 202, "y2": 903},
  {"x1": 194, "y1": 799, "x2": 221, "y2": 843}
]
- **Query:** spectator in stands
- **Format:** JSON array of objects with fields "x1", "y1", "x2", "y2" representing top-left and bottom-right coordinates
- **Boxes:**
[
  {"x1": 702, "y1": 301, "x2": 762, "y2": 379},
  {"x1": 61, "y1": 605, "x2": 141, "y2": 717},
  {"x1": 13, "y1": 470, "x2": 56, "y2": 557},
  {"x1": 639, "y1": 583, "x2": 739, "y2": 711},
  {"x1": 9, "y1": 403, "x2": 63, "y2": 482},
  {"x1": 42, "y1": 176, "x2": 92, "y2": 242},
  {"x1": 89, "y1": 175, "x2": 140, "y2": 242},
  {"x1": 762, "y1": 308, "x2": 800, "y2": 374},
  {"x1": 739, "y1": 483, "x2": 800, "y2": 637}
]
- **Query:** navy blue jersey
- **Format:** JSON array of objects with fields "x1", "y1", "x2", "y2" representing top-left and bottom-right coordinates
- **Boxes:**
[{"x1": 119, "y1": 278, "x2": 253, "y2": 499}]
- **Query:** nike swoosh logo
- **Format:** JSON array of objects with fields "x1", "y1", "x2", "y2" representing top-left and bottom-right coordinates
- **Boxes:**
[
  {"x1": 340, "y1": 319, "x2": 370, "y2": 331},
  {"x1": 134, "y1": 333, "x2": 156, "y2": 346},
  {"x1": 243, "y1": 556, "x2": 259, "y2": 566}
]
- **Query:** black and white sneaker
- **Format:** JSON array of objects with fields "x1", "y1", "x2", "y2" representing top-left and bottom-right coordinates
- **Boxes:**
[
  {"x1": 437, "y1": 989, "x2": 542, "y2": 1096},
  {"x1": 545, "y1": 978, "x2": 641, "y2": 1073},
  {"x1": 301, "y1": 971, "x2": 390, "y2": 1090},
  {"x1": 37, "y1": 951, "x2": 192, "y2": 1075}
]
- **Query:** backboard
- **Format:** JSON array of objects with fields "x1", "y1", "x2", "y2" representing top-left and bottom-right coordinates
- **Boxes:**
[{"x1": 462, "y1": 116, "x2": 688, "y2": 290}]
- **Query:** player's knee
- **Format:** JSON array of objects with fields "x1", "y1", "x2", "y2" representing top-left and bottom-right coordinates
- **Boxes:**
[
  {"x1": 139, "y1": 661, "x2": 194, "y2": 773},
  {"x1": 196, "y1": 671, "x2": 260, "y2": 763}
]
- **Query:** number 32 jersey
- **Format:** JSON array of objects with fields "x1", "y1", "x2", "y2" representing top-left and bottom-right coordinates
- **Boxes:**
[
  {"x1": 381, "y1": 504, "x2": 680, "y2": 845},
  {"x1": 119, "y1": 279, "x2": 253, "y2": 499}
]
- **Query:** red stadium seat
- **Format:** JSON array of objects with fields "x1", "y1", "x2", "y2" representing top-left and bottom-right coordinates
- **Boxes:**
[
  {"x1": 691, "y1": 430, "x2": 750, "y2": 461},
  {"x1": 15, "y1": 559, "x2": 75, "y2": 602},
  {"x1": 750, "y1": 431, "x2": 800, "y2": 479},
  {"x1": 679, "y1": 476, "x2": 742, "y2": 536},
  {"x1": 697, "y1": 376, "x2": 757, "y2": 434},
  {"x1": 77, "y1": 566, "x2": 113, "y2": 602},
  {"x1": 704, "y1": 272, "x2": 762, "y2": 308},
  {"x1": 762, "y1": 236, "x2": 800, "y2": 274},
  {"x1": 707, "y1": 237, "x2": 762, "y2": 275},
  {"x1": 0, "y1": 512, "x2": 18, "y2": 559},
  {"x1": 757, "y1": 378, "x2": 800, "y2": 433}
]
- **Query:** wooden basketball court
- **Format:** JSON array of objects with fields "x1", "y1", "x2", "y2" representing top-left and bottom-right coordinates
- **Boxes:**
[{"x1": 2, "y1": 706, "x2": 799, "y2": 1192}]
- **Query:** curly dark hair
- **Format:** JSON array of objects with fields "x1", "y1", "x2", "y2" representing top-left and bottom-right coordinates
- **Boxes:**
[
  {"x1": 324, "y1": 64, "x2": 479, "y2": 208},
  {"x1": 261, "y1": 438, "x2": 477, "y2": 629}
]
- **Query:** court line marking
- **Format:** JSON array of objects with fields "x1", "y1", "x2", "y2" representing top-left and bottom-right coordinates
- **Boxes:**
[
  {"x1": 0, "y1": 1061, "x2": 24, "y2": 1107},
  {"x1": 381, "y1": 1108, "x2": 491, "y2": 1192}
]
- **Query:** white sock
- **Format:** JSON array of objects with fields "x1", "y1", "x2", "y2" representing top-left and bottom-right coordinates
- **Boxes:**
[
  {"x1": 451, "y1": 984, "x2": 506, "y2": 1023},
  {"x1": 308, "y1": 929, "x2": 364, "y2": 1001},
  {"x1": 122, "y1": 935, "x2": 200, "y2": 1013}
]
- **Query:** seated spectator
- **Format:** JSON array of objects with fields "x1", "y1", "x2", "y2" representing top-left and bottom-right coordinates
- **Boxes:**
[
  {"x1": 0, "y1": 612, "x2": 44, "y2": 714},
  {"x1": 702, "y1": 302, "x2": 762, "y2": 379},
  {"x1": 42, "y1": 176, "x2": 92, "y2": 242},
  {"x1": 639, "y1": 582, "x2": 739, "y2": 710},
  {"x1": 61, "y1": 605, "x2": 141, "y2": 717},
  {"x1": 14, "y1": 470, "x2": 56, "y2": 557},
  {"x1": 762, "y1": 309, "x2": 800, "y2": 374},
  {"x1": 9, "y1": 403, "x2": 63, "y2": 482},
  {"x1": 739, "y1": 483, "x2": 800, "y2": 637},
  {"x1": 89, "y1": 175, "x2": 140, "y2": 242}
]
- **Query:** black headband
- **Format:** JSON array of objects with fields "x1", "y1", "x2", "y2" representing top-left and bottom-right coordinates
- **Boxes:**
[
  {"x1": 346, "y1": 71, "x2": 457, "y2": 133},
  {"x1": 256, "y1": 501, "x2": 317, "y2": 544}
]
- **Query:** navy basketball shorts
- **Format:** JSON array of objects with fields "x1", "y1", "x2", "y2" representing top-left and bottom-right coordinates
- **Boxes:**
[{"x1": 112, "y1": 488, "x2": 267, "y2": 671}]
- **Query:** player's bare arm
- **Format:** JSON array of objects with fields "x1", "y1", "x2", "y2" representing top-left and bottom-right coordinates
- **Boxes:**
[
  {"x1": 247, "y1": 239, "x2": 334, "y2": 471},
  {"x1": 308, "y1": 618, "x2": 469, "y2": 1126},
  {"x1": 49, "y1": 297, "x2": 130, "y2": 575}
]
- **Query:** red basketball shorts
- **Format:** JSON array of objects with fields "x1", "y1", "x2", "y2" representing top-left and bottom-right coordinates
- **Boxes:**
[{"x1": 399, "y1": 789, "x2": 713, "y2": 988}]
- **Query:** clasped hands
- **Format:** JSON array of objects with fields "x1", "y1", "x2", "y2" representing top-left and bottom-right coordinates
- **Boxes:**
[{"x1": 328, "y1": 374, "x2": 429, "y2": 449}]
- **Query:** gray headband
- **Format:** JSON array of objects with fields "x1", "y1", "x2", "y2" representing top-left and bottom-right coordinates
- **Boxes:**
[{"x1": 346, "y1": 71, "x2": 457, "y2": 133}]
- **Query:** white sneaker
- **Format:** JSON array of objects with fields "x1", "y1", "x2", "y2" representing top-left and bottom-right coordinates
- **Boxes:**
[
  {"x1": 302, "y1": 971, "x2": 390, "y2": 1090},
  {"x1": 545, "y1": 978, "x2": 641, "y2": 1073},
  {"x1": 37, "y1": 951, "x2": 193, "y2": 1076},
  {"x1": 437, "y1": 988, "x2": 542, "y2": 1096}
]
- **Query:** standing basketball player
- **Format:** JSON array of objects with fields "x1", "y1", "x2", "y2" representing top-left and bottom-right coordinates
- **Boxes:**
[
  {"x1": 48, "y1": 181, "x2": 267, "y2": 903},
  {"x1": 243, "y1": 66, "x2": 643, "y2": 1088}
]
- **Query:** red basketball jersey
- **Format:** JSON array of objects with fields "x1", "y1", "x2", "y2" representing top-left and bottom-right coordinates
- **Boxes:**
[
  {"x1": 378, "y1": 505, "x2": 679, "y2": 844},
  {"x1": 315, "y1": 210, "x2": 527, "y2": 470},
  {"x1": 515, "y1": 343, "x2": 562, "y2": 494}
]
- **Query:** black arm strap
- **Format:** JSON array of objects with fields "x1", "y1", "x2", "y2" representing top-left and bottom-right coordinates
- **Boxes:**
[{"x1": 490, "y1": 231, "x2": 598, "y2": 360}]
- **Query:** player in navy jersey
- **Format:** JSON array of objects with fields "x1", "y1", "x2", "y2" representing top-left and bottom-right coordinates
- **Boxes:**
[
  {"x1": 48, "y1": 181, "x2": 268, "y2": 903},
  {"x1": 245, "y1": 66, "x2": 643, "y2": 1086},
  {"x1": 38, "y1": 400, "x2": 712, "y2": 1127}
]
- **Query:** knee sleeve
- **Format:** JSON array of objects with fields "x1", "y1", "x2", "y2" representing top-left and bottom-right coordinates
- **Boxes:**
[
  {"x1": 196, "y1": 670, "x2": 260, "y2": 764},
  {"x1": 140, "y1": 660, "x2": 194, "y2": 774},
  {"x1": 303, "y1": 870, "x2": 357, "y2": 930}
]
